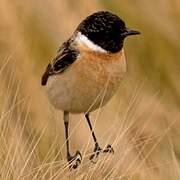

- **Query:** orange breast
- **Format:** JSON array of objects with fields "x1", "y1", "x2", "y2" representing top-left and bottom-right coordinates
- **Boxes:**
[{"x1": 46, "y1": 43, "x2": 126, "y2": 113}]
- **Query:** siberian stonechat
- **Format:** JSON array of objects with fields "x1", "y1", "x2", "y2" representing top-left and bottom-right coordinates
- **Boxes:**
[{"x1": 41, "y1": 11, "x2": 140, "y2": 169}]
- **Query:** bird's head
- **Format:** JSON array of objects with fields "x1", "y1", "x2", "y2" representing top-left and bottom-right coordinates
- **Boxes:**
[{"x1": 75, "y1": 11, "x2": 140, "y2": 53}]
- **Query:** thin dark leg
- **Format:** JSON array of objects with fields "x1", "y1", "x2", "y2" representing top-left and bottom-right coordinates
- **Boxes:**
[
  {"x1": 64, "y1": 111, "x2": 82, "y2": 169},
  {"x1": 85, "y1": 113, "x2": 114, "y2": 162},
  {"x1": 64, "y1": 111, "x2": 71, "y2": 158},
  {"x1": 85, "y1": 113, "x2": 98, "y2": 145},
  {"x1": 85, "y1": 113, "x2": 102, "y2": 161}
]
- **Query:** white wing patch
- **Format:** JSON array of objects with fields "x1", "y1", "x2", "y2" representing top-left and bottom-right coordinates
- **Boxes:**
[{"x1": 75, "y1": 32, "x2": 107, "y2": 53}]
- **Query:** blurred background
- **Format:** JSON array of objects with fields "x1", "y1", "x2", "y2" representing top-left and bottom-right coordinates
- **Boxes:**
[{"x1": 0, "y1": 0, "x2": 180, "y2": 179}]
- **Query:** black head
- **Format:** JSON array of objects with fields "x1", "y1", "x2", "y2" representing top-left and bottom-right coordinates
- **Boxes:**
[{"x1": 76, "y1": 11, "x2": 140, "y2": 53}]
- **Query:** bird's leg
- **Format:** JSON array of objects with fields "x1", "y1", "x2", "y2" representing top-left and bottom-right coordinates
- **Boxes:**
[
  {"x1": 85, "y1": 113, "x2": 114, "y2": 163},
  {"x1": 85, "y1": 113, "x2": 102, "y2": 161},
  {"x1": 64, "y1": 111, "x2": 82, "y2": 169}
]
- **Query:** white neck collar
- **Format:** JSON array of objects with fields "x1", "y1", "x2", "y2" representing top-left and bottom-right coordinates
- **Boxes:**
[{"x1": 75, "y1": 32, "x2": 107, "y2": 53}]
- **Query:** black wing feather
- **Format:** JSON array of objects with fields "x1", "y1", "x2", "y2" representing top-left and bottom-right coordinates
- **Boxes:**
[{"x1": 41, "y1": 40, "x2": 79, "y2": 86}]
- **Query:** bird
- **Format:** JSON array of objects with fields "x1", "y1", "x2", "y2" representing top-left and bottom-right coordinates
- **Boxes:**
[{"x1": 41, "y1": 11, "x2": 140, "y2": 169}]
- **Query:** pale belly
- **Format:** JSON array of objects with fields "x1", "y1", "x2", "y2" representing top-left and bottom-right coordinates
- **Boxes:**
[{"x1": 46, "y1": 51, "x2": 126, "y2": 113}]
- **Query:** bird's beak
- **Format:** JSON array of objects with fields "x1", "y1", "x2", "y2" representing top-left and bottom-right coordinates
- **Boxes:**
[{"x1": 121, "y1": 28, "x2": 141, "y2": 37}]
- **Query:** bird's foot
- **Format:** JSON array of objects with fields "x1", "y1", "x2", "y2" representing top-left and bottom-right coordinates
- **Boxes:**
[
  {"x1": 90, "y1": 143, "x2": 114, "y2": 163},
  {"x1": 67, "y1": 151, "x2": 82, "y2": 170},
  {"x1": 103, "y1": 144, "x2": 114, "y2": 154},
  {"x1": 89, "y1": 143, "x2": 102, "y2": 163}
]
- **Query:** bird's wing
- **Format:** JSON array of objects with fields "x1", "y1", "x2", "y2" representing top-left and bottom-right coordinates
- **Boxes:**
[{"x1": 41, "y1": 40, "x2": 79, "y2": 86}]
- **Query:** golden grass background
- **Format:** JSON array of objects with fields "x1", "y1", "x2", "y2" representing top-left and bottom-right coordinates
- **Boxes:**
[{"x1": 0, "y1": 0, "x2": 180, "y2": 179}]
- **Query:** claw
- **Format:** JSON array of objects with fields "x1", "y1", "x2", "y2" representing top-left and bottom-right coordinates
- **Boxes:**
[
  {"x1": 89, "y1": 143, "x2": 102, "y2": 163},
  {"x1": 89, "y1": 144, "x2": 114, "y2": 163},
  {"x1": 103, "y1": 144, "x2": 114, "y2": 154},
  {"x1": 68, "y1": 151, "x2": 82, "y2": 170}
]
